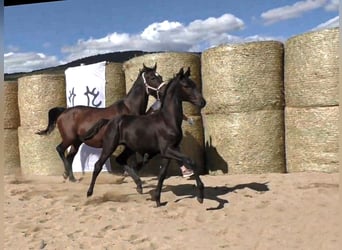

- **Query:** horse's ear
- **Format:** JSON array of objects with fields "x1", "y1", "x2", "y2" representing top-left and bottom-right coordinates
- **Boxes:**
[
  {"x1": 153, "y1": 63, "x2": 157, "y2": 71},
  {"x1": 143, "y1": 63, "x2": 147, "y2": 70},
  {"x1": 178, "y1": 67, "x2": 184, "y2": 76},
  {"x1": 184, "y1": 67, "x2": 191, "y2": 77}
]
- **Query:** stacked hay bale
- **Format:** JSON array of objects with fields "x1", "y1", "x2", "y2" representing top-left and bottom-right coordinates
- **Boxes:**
[
  {"x1": 105, "y1": 62, "x2": 126, "y2": 106},
  {"x1": 202, "y1": 41, "x2": 285, "y2": 174},
  {"x1": 284, "y1": 28, "x2": 339, "y2": 172},
  {"x1": 4, "y1": 81, "x2": 21, "y2": 175},
  {"x1": 123, "y1": 52, "x2": 205, "y2": 176},
  {"x1": 18, "y1": 74, "x2": 66, "y2": 176}
]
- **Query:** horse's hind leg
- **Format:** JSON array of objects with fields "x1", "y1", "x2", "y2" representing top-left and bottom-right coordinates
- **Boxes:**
[
  {"x1": 154, "y1": 158, "x2": 170, "y2": 207},
  {"x1": 65, "y1": 141, "x2": 82, "y2": 182},
  {"x1": 117, "y1": 148, "x2": 143, "y2": 194},
  {"x1": 56, "y1": 143, "x2": 74, "y2": 181},
  {"x1": 163, "y1": 147, "x2": 204, "y2": 204}
]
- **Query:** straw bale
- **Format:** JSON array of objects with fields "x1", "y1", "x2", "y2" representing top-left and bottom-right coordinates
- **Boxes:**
[
  {"x1": 201, "y1": 41, "x2": 284, "y2": 114},
  {"x1": 285, "y1": 106, "x2": 339, "y2": 173},
  {"x1": 4, "y1": 129, "x2": 21, "y2": 175},
  {"x1": 105, "y1": 62, "x2": 126, "y2": 106},
  {"x1": 137, "y1": 115, "x2": 205, "y2": 176},
  {"x1": 285, "y1": 28, "x2": 339, "y2": 107},
  {"x1": 4, "y1": 81, "x2": 20, "y2": 129},
  {"x1": 203, "y1": 111, "x2": 285, "y2": 174},
  {"x1": 18, "y1": 74, "x2": 66, "y2": 129},
  {"x1": 123, "y1": 52, "x2": 202, "y2": 115},
  {"x1": 18, "y1": 126, "x2": 64, "y2": 176}
]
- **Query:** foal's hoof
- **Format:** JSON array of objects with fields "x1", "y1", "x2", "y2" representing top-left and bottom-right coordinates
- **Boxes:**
[
  {"x1": 87, "y1": 191, "x2": 93, "y2": 197},
  {"x1": 69, "y1": 177, "x2": 77, "y2": 182},
  {"x1": 197, "y1": 197, "x2": 204, "y2": 204},
  {"x1": 136, "y1": 186, "x2": 143, "y2": 194}
]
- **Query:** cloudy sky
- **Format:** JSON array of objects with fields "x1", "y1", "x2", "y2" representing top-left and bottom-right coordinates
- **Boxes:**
[{"x1": 4, "y1": 0, "x2": 339, "y2": 73}]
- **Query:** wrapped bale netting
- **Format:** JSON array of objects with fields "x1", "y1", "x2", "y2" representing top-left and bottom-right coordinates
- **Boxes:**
[
  {"x1": 18, "y1": 74, "x2": 66, "y2": 128},
  {"x1": 123, "y1": 52, "x2": 202, "y2": 115},
  {"x1": 202, "y1": 41, "x2": 284, "y2": 114},
  {"x1": 285, "y1": 28, "x2": 339, "y2": 107},
  {"x1": 18, "y1": 127, "x2": 64, "y2": 176},
  {"x1": 105, "y1": 62, "x2": 126, "y2": 106},
  {"x1": 285, "y1": 107, "x2": 338, "y2": 173},
  {"x1": 139, "y1": 115, "x2": 205, "y2": 176},
  {"x1": 4, "y1": 129, "x2": 21, "y2": 175},
  {"x1": 4, "y1": 81, "x2": 20, "y2": 128},
  {"x1": 204, "y1": 111, "x2": 285, "y2": 174}
]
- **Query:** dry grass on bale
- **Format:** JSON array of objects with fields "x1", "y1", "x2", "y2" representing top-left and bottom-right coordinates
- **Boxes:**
[
  {"x1": 138, "y1": 115, "x2": 205, "y2": 176},
  {"x1": 201, "y1": 41, "x2": 284, "y2": 114},
  {"x1": 123, "y1": 52, "x2": 202, "y2": 115},
  {"x1": 4, "y1": 129, "x2": 21, "y2": 175},
  {"x1": 18, "y1": 126, "x2": 64, "y2": 176},
  {"x1": 105, "y1": 62, "x2": 126, "y2": 106},
  {"x1": 4, "y1": 81, "x2": 20, "y2": 129},
  {"x1": 18, "y1": 74, "x2": 66, "y2": 129},
  {"x1": 203, "y1": 111, "x2": 285, "y2": 174},
  {"x1": 285, "y1": 28, "x2": 339, "y2": 107},
  {"x1": 285, "y1": 106, "x2": 339, "y2": 173}
]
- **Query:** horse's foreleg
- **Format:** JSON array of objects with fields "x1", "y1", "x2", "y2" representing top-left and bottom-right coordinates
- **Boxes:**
[
  {"x1": 155, "y1": 158, "x2": 170, "y2": 207},
  {"x1": 163, "y1": 147, "x2": 204, "y2": 204}
]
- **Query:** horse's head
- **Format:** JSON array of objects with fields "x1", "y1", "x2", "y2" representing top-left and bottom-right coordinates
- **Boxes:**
[
  {"x1": 140, "y1": 63, "x2": 165, "y2": 99},
  {"x1": 176, "y1": 67, "x2": 206, "y2": 109}
]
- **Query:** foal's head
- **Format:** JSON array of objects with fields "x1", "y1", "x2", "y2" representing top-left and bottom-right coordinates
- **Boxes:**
[
  {"x1": 140, "y1": 63, "x2": 164, "y2": 98},
  {"x1": 176, "y1": 67, "x2": 206, "y2": 108}
]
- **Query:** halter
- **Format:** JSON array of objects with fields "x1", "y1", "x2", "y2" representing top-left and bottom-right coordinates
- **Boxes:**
[{"x1": 142, "y1": 72, "x2": 167, "y2": 101}]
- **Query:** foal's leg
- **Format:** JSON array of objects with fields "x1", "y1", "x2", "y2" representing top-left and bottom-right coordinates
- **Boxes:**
[
  {"x1": 163, "y1": 147, "x2": 204, "y2": 203},
  {"x1": 155, "y1": 158, "x2": 170, "y2": 207},
  {"x1": 117, "y1": 148, "x2": 143, "y2": 194}
]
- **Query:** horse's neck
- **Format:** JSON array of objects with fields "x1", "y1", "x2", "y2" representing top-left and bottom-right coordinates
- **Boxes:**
[
  {"x1": 161, "y1": 80, "x2": 183, "y2": 128},
  {"x1": 124, "y1": 78, "x2": 148, "y2": 115}
]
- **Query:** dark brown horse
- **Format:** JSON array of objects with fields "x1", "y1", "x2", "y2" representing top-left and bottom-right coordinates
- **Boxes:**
[
  {"x1": 36, "y1": 64, "x2": 164, "y2": 182},
  {"x1": 81, "y1": 67, "x2": 206, "y2": 207}
]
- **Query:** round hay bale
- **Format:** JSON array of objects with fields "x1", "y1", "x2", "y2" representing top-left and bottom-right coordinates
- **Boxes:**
[
  {"x1": 201, "y1": 41, "x2": 284, "y2": 114},
  {"x1": 18, "y1": 126, "x2": 64, "y2": 176},
  {"x1": 4, "y1": 129, "x2": 21, "y2": 175},
  {"x1": 105, "y1": 62, "x2": 126, "y2": 106},
  {"x1": 285, "y1": 106, "x2": 338, "y2": 173},
  {"x1": 285, "y1": 28, "x2": 339, "y2": 107},
  {"x1": 123, "y1": 52, "x2": 202, "y2": 115},
  {"x1": 18, "y1": 74, "x2": 66, "y2": 129},
  {"x1": 203, "y1": 111, "x2": 285, "y2": 174},
  {"x1": 4, "y1": 81, "x2": 20, "y2": 128},
  {"x1": 138, "y1": 115, "x2": 205, "y2": 176}
]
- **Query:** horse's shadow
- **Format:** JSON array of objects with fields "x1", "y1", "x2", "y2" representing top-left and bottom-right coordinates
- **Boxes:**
[{"x1": 146, "y1": 181, "x2": 269, "y2": 210}]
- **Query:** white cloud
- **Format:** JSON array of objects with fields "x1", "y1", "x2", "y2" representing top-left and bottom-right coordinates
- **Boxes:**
[
  {"x1": 261, "y1": 0, "x2": 327, "y2": 24},
  {"x1": 4, "y1": 52, "x2": 62, "y2": 73},
  {"x1": 325, "y1": 0, "x2": 339, "y2": 11},
  {"x1": 311, "y1": 15, "x2": 339, "y2": 30},
  {"x1": 61, "y1": 13, "x2": 245, "y2": 62}
]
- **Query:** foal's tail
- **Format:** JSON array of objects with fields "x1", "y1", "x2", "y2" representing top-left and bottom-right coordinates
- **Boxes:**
[
  {"x1": 80, "y1": 118, "x2": 110, "y2": 142},
  {"x1": 35, "y1": 107, "x2": 66, "y2": 135}
]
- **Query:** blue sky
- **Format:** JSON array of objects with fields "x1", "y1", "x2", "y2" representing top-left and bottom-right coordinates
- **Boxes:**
[{"x1": 4, "y1": 0, "x2": 339, "y2": 73}]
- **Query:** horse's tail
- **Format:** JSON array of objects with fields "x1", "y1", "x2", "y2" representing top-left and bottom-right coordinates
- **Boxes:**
[
  {"x1": 80, "y1": 118, "x2": 110, "y2": 142},
  {"x1": 35, "y1": 107, "x2": 66, "y2": 135}
]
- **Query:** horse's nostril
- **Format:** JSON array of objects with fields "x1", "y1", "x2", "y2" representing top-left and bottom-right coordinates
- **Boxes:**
[{"x1": 201, "y1": 99, "x2": 206, "y2": 107}]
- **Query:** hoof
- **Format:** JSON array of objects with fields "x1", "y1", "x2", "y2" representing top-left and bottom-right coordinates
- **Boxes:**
[
  {"x1": 86, "y1": 191, "x2": 93, "y2": 197},
  {"x1": 197, "y1": 197, "x2": 204, "y2": 204},
  {"x1": 69, "y1": 177, "x2": 77, "y2": 182},
  {"x1": 62, "y1": 172, "x2": 68, "y2": 179},
  {"x1": 136, "y1": 186, "x2": 143, "y2": 194}
]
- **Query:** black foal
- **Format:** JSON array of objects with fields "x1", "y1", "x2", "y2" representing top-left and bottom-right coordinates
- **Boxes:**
[{"x1": 81, "y1": 67, "x2": 206, "y2": 207}]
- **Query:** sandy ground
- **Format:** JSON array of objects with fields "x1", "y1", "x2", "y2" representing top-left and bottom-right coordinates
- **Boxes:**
[{"x1": 4, "y1": 171, "x2": 339, "y2": 250}]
